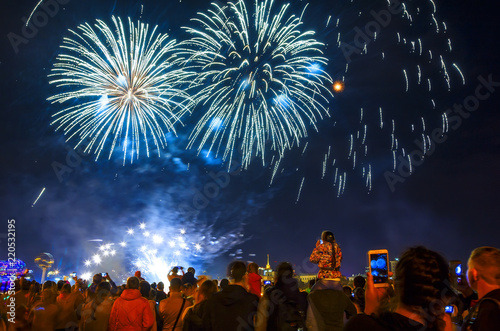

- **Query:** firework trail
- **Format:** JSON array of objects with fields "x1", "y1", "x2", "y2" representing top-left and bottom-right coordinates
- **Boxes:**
[
  {"x1": 48, "y1": 16, "x2": 194, "y2": 164},
  {"x1": 180, "y1": 0, "x2": 333, "y2": 170}
]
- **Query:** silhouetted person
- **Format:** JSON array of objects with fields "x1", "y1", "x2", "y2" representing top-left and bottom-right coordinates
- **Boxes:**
[
  {"x1": 108, "y1": 276, "x2": 154, "y2": 331},
  {"x1": 204, "y1": 261, "x2": 259, "y2": 331},
  {"x1": 463, "y1": 246, "x2": 500, "y2": 330}
]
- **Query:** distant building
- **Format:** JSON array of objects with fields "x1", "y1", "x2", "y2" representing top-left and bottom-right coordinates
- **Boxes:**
[{"x1": 258, "y1": 254, "x2": 275, "y2": 282}]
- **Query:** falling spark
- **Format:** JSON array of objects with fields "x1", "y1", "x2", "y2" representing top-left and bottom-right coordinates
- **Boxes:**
[{"x1": 32, "y1": 187, "x2": 45, "y2": 207}]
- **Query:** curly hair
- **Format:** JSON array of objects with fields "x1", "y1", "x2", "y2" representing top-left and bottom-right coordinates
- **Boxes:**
[{"x1": 395, "y1": 246, "x2": 451, "y2": 331}]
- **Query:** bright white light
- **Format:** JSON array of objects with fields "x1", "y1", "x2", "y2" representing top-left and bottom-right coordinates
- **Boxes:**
[
  {"x1": 209, "y1": 118, "x2": 223, "y2": 131},
  {"x1": 168, "y1": 241, "x2": 175, "y2": 248},
  {"x1": 120, "y1": 241, "x2": 127, "y2": 247},
  {"x1": 117, "y1": 74, "x2": 127, "y2": 86},
  {"x1": 92, "y1": 254, "x2": 102, "y2": 265},
  {"x1": 144, "y1": 231, "x2": 150, "y2": 237},
  {"x1": 139, "y1": 223, "x2": 146, "y2": 230},
  {"x1": 81, "y1": 272, "x2": 92, "y2": 280},
  {"x1": 307, "y1": 63, "x2": 322, "y2": 73},
  {"x1": 180, "y1": 229, "x2": 186, "y2": 235},
  {"x1": 195, "y1": 244, "x2": 202, "y2": 251},
  {"x1": 153, "y1": 235, "x2": 163, "y2": 244},
  {"x1": 127, "y1": 229, "x2": 134, "y2": 235},
  {"x1": 84, "y1": 260, "x2": 91, "y2": 267},
  {"x1": 174, "y1": 250, "x2": 181, "y2": 256}
]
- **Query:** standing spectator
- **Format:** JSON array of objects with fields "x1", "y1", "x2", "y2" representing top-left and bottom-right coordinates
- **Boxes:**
[
  {"x1": 344, "y1": 246, "x2": 454, "y2": 331},
  {"x1": 136, "y1": 271, "x2": 146, "y2": 281},
  {"x1": 182, "y1": 284, "x2": 196, "y2": 307},
  {"x1": 306, "y1": 278, "x2": 356, "y2": 331},
  {"x1": 159, "y1": 278, "x2": 187, "y2": 331},
  {"x1": 14, "y1": 277, "x2": 31, "y2": 308},
  {"x1": 168, "y1": 267, "x2": 184, "y2": 282},
  {"x1": 140, "y1": 281, "x2": 158, "y2": 331},
  {"x1": 182, "y1": 280, "x2": 218, "y2": 331},
  {"x1": 310, "y1": 230, "x2": 342, "y2": 279},
  {"x1": 89, "y1": 273, "x2": 117, "y2": 295},
  {"x1": 305, "y1": 279, "x2": 316, "y2": 294},
  {"x1": 28, "y1": 288, "x2": 60, "y2": 330},
  {"x1": 352, "y1": 276, "x2": 366, "y2": 314},
  {"x1": 247, "y1": 263, "x2": 262, "y2": 297},
  {"x1": 108, "y1": 276, "x2": 154, "y2": 331},
  {"x1": 156, "y1": 282, "x2": 168, "y2": 303},
  {"x1": 204, "y1": 261, "x2": 259, "y2": 331},
  {"x1": 462, "y1": 246, "x2": 500, "y2": 330},
  {"x1": 55, "y1": 282, "x2": 84, "y2": 331},
  {"x1": 182, "y1": 268, "x2": 197, "y2": 287},
  {"x1": 27, "y1": 282, "x2": 41, "y2": 311},
  {"x1": 80, "y1": 282, "x2": 114, "y2": 331},
  {"x1": 256, "y1": 262, "x2": 308, "y2": 331},
  {"x1": 219, "y1": 279, "x2": 229, "y2": 291}
]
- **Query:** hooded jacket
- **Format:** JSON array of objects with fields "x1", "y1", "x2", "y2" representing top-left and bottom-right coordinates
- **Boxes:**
[
  {"x1": 205, "y1": 284, "x2": 259, "y2": 331},
  {"x1": 108, "y1": 289, "x2": 154, "y2": 331}
]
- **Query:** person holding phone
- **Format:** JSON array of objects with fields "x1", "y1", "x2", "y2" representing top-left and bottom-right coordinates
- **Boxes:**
[
  {"x1": 309, "y1": 230, "x2": 342, "y2": 279},
  {"x1": 345, "y1": 246, "x2": 454, "y2": 331}
]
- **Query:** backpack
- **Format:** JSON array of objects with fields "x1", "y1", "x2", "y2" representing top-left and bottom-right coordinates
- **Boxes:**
[{"x1": 463, "y1": 297, "x2": 500, "y2": 331}]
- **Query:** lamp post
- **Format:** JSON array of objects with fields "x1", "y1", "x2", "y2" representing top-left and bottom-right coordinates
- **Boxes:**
[{"x1": 34, "y1": 252, "x2": 54, "y2": 284}]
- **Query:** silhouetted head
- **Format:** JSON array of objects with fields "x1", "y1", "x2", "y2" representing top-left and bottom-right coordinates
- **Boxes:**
[
  {"x1": 395, "y1": 246, "x2": 451, "y2": 330},
  {"x1": 139, "y1": 280, "x2": 151, "y2": 298},
  {"x1": 170, "y1": 277, "x2": 182, "y2": 292},
  {"x1": 321, "y1": 230, "x2": 335, "y2": 243},
  {"x1": 126, "y1": 276, "x2": 140, "y2": 289},
  {"x1": 275, "y1": 262, "x2": 294, "y2": 286},
  {"x1": 198, "y1": 279, "x2": 217, "y2": 302},
  {"x1": 229, "y1": 261, "x2": 247, "y2": 283},
  {"x1": 219, "y1": 278, "x2": 229, "y2": 290},
  {"x1": 248, "y1": 262, "x2": 259, "y2": 274},
  {"x1": 353, "y1": 275, "x2": 366, "y2": 289}
]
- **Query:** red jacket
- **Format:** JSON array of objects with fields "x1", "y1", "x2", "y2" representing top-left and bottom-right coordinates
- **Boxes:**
[
  {"x1": 108, "y1": 289, "x2": 154, "y2": 331},
  {"x1": 247, "y1": 272, "x2": 262, "y2": 297}
]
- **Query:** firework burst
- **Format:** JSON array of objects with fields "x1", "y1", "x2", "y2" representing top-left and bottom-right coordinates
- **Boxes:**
[
  {"x1": 48, "y1": 16, "x2": 193, "y2": 163},
  {"x1": 180, "y1": 0, "x2": 333, "y2": 169}
]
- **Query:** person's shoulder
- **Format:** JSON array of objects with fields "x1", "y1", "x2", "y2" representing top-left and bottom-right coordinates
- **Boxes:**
[{"x1": 344, "y1": 313, "x2": 383, "y2": 331}]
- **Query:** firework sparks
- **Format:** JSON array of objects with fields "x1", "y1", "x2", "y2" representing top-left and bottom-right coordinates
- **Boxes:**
[
  {"x1": 31, "y1": 187, "x2": 45, "y2": 207},
  {"x1": 180, "y1": 0, "x2": 332, "y2": 169},
  {"x1": 48, "y1": 16, "x2": 194, "y2": 163}
]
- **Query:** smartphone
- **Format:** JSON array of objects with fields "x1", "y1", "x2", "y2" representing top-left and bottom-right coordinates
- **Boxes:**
[
  {"x1": 71, "y1": 272, "x2": 77, "y2": 277},
  {"x1": 101, "y1": 272, "x2": 107, "y2": 277},
  {"x1": 445, "y1": 305, "x2": 454, "y2": 314},
  {"x1": 368, "y1": 249, "x2": 389, "y2": 287},
  {"x1": 449, "y1": 260, "x2": 462, "y2": 287},
  {"x1": 263, "y1": 280, "x2": 271, "y2": 285}
]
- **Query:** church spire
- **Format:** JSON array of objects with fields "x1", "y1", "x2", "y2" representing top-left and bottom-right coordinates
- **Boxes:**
[{"x1": 266, "y1": 254, "x2": 271, "y2": 269}]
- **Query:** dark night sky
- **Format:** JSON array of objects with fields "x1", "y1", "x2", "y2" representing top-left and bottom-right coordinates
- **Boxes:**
[{"x1": 1, "y1": 0, "x2": 499, "y2": 282}]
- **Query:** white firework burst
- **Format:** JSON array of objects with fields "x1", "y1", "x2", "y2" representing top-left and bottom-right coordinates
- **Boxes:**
[
  {"x1": 180, "y1": 0, "x2": 332, "y2": 169},
  {"x1": 48, "y1": 16, "x2": 194, "y2": 163}
]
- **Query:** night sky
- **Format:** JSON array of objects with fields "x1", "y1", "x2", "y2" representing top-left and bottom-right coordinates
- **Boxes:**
[{"x1": 1, "y1": 0, "x2": 499, "y2": 283}]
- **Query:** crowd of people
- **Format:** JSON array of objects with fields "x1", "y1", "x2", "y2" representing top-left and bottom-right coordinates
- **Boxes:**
[{"x1": 1, "y1": 231, "x2": 499, "y2": 331}]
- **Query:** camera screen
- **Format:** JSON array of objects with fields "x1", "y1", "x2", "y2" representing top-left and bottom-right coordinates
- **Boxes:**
[
  {"x1": 370, "y1": 253, "x2": 389, "y2": 284},
  {"x1": 263, "y1": 280, "x2": 271, "y2": 285},
  {"x1": 455, "y1": 264, "x2": 462, "y2": 276},
  {"x1": 445, "y1": 305, "x2": 454, "y2": 313}
]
